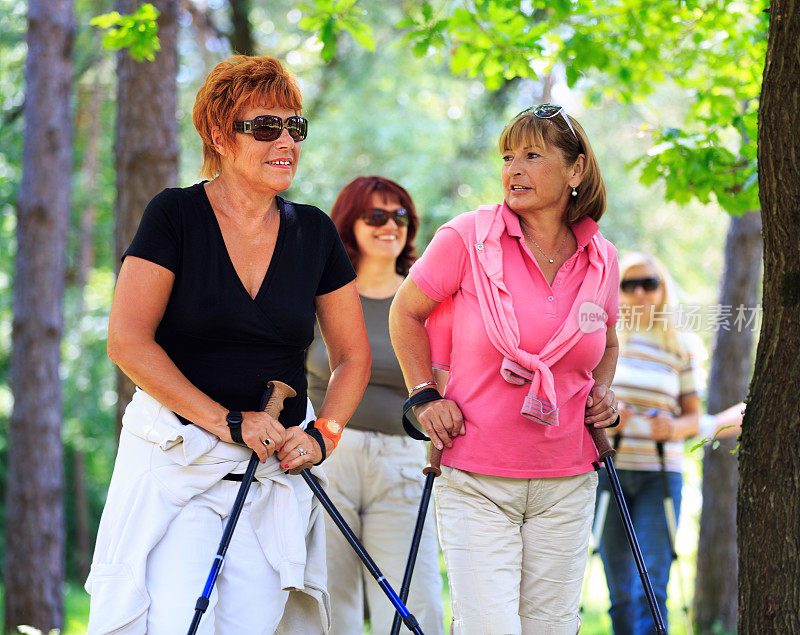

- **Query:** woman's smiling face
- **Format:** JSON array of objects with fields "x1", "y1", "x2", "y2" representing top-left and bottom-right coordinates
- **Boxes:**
[
  {"x1": 223, "y1": 104, "x2": 301, "y2": 194},
  {"x1": 352, "y1": 193, "x2": 408, "y2": 263}
]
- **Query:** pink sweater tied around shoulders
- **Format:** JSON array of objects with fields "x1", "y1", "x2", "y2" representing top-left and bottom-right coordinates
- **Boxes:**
[{"x1": 468, "y1": 203, "x2": 613, "y2": 426}]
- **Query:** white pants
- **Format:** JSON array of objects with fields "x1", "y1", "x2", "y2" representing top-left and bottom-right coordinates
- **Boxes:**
[
  {"x1": 435, "y1": 467, "x2": 597, "y2": 635},
  {"x1": 324, "y1": 428, "x2": 444, "y2": 634},
  {"x1": 145, "y1": 476, "x2": 314, "y2": 635}
]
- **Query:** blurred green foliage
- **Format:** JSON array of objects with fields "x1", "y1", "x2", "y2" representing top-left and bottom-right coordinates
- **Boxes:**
[
  {"x1": 310, "y1": 0, "x2": 766, "y2": 217},
  {"x1": 90, "y1": 3, "x2": 161, "y2": 62},
  {"x1": 298, "y1": 0, "x2": 375, "y2": 61},
  {"x1": 0, "y1": 0, "x2": 750, "y2": 598}
]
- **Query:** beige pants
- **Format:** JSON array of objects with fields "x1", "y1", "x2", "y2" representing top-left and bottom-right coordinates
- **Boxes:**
[
  {"x1": 324, "y1": 427, "x2": 444, "y2": 634},
  {"x1": 435, "y1": 467, "x2": 597, "y2": 635}
]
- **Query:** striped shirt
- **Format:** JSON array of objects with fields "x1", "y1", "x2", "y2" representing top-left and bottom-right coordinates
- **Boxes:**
[{"x1": 612, "y1": 330, "x2": 705, "y2": 472}]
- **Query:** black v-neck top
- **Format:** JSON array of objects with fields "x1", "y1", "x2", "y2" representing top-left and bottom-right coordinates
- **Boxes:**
[{"x1": 123, "y1": 182, "x2": 356, "y2": 427}]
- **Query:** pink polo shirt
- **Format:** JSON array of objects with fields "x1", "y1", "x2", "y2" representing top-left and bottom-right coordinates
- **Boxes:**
[{"x1": 409, "y1": 205, "x2": 619, "y2": 478}]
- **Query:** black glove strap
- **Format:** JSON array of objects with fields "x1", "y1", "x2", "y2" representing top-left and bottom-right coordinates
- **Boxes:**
[
  {"x1": 305, "y1": 425, "x2": 327, "y2": 465},
  {"x1": 402, "y1": 387, "x2": 443, "y2": 441}
]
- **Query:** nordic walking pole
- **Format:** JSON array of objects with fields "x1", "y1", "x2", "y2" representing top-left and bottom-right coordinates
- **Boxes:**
[
  {"x1": 656, "y1": 440, "x2": 694, "y2": 635},
  {"x1": 389, "y1": 444, "x2": 443, "y2": 635},
  {"x1": 579, "y1": 433, "x2": 621, "y2": 614},
  {"x1": 187, "y1": 380, "x2": 296, "y2": 635},
  {"x1": 299, "y1": 469, "x2": 425, "y2": 635},
  {"x1": 586, "y1": 424, "x2": 667, "y2": 635}
]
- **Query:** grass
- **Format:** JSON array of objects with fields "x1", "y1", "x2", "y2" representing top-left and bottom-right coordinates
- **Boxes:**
[{"x1": 2, "y1": 566, "x2": 694, "y2": 635}]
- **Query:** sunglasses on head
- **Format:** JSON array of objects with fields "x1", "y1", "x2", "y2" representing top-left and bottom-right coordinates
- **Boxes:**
[
  {"x1": 516, "y1": 103, "x2": 580, "y2": 145},
  {"x1": 620, "y1": 277, "x2": 661, "y2": 293},
  {"x1": 361, "y1": 208, "x2": 409, "y2": 227},
  {"x1": 233, "y1": 115, "x2": 308, "y2": 142}
]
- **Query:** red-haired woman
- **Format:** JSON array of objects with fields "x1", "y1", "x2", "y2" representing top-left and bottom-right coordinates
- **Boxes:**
[
  {"x1": 307, "y1": 176, "x2": 444, "y2": 634},
  {"x1": 87, "y1": 56, "x2": 370, "y2": 634}
]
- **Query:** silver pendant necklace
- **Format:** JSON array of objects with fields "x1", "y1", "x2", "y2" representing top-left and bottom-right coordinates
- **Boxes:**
[{"x1": 520, "y1": 223, "x2": 568, "y2": 264}]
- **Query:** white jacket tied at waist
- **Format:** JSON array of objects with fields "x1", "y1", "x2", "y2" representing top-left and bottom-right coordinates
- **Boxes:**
[{"x1": 85, "y1": 388, "x2": 330, "y2": 634}]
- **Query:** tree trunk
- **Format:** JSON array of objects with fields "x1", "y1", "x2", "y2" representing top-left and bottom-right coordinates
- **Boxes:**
[
  {"x1": 694, "y1": 211, "x2": 761, "y2": 633},
  {"x1": 228, "y1": 0, "x2": 254, "y2": 55},
  {"x1": 113, "y1": 0, "x2": 179, "y2": 433},
  {"x1": 4, "y1": 0, "x2": 73, "y2": 631},
  {"x1": 70, "y1": 77, "x2": 103, "y2": 581},
  {"x1": 739, "y1": 1, "x2": 800, "y2": 630}
]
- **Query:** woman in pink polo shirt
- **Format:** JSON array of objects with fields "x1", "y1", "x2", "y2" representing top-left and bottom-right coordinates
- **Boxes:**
[{"x1": 389, "y1": 105, "x2": 620, "y2": 634}]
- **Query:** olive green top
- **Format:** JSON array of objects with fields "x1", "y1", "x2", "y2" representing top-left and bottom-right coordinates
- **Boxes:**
[{"x1": 306, "y1": 294, "x2": 407, "y2": 435}]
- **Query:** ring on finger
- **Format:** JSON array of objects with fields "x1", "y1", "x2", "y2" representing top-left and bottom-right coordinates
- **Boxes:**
[
  {"x1": 262, "y1": 437, "x2": 272, "y2": 447},
  {"x1": 296, "y1": 447, "x2": 308, "y2": 456},
  {"x1": 610, "y1": 405, "x2": 618, "y2": 413}
]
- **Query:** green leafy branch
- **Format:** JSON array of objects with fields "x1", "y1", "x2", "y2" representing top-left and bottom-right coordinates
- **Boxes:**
[
  {"x1": 90, "y1": 3, "x2": 160, "y2": 62},
  {"x1": 691, "y1": 425, "x2": 739, "y2": 455},
  {"x1": 298, "y1": 0, "x2": 375, "y2": 62},
  {"x1": 635, "y1": 125, "x2": 759, "y2": 216},
  {"x1": 399, "y1": 0, "x2": 564, "y2": 89},
  {"x1": 396, "y1": 1, "x2": 449, "y2": 59}
]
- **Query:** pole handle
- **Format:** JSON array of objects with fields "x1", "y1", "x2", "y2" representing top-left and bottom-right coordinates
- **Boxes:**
[
  {"x1": 422, "y1": 443, "x2": 442, "y2": 477},
  {"x1": 587, "y1": 424, "x2": 616, "y2": 460},
  {"x1": 263, "y1": 380, "x2": 296, "y2": 418}
]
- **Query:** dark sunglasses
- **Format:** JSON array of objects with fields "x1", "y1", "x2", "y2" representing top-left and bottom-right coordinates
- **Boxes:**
[
  {"x1": 233, "y1": 115, "x2": 308, "y2": 142},
  {"x1": 361, "y1": 208, "x2": 409, "y2": 227},
  {"x1": 620, "y1": 277, "x2": 661, "y2": 293},
  {"x1": 515, "y1": 103, "x2": 580, "y2": 145}
]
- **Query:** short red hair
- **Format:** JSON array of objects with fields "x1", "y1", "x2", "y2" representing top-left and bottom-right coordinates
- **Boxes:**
[
  {"x1": 330, "y1": 176, "x2": 419, "y2": 276},
  {"x1": 193, "y1": 55, "x2": 303, "y2": 178}
]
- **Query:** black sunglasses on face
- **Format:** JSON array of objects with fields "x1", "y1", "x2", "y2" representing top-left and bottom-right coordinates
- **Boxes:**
[
  {"x1": 620, "y1": 277, "x2": 661, "y2": 293},
  {"x1": 233, "y1": 115, "x2": 308, "y2": 142},
  {"x1": 361, "y1": 208, "x2": 409, "y2": 227}
]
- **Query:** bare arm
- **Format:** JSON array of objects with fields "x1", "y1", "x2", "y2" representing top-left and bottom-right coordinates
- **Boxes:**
[
  {"x1": 708, "y1": 401, "x2": 745, "y2": 438},
  {"x1": 107, "y1": 256, "x2": 286, "y2": 461},
  {"x1": 389, "y1": 278, "x2": 464, "y2": 449},
  {"x1": 296, "y1": 280, "x2": 371, "y2": 459},
  {"x1": 649, "y1": 394, "x2": 701, "y2": 441},
  {"x1": 389, "y1": 278, "x2": 439, "y2": 390},
  {"x1": 585, "y1": 326, "x2": 621, "y2": 428}
]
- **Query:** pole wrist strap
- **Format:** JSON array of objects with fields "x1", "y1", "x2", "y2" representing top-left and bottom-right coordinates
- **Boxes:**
[
  {"x1": 402, "y1": 387, "x2": 443, "y2": 441},
  {"x1": 305, "y1": 425, "x2": 327, "y2": 465}
]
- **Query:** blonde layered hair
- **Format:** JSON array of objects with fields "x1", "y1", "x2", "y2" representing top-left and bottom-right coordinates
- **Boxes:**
[
  {"x1": 498, "y1": 109, "x2": 606, "y2": 223},
  {"x1": 617, "y1": 252, "x2": 687, "y2": 358}
]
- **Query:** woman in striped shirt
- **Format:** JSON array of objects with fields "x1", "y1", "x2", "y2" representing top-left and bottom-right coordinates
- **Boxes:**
[{"x1": 598, "y1": 252, "x2": 704, "y2": 634}]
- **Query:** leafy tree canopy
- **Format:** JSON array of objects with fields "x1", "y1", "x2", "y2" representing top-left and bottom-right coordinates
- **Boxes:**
[{"x1": 300, "y1": 0, "x2": 767, "y2": 215}]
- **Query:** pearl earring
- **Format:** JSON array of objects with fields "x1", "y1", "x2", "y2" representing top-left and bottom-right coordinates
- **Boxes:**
[{"x1": 571, "y1": 186, "x2": 578, "y2": 197}]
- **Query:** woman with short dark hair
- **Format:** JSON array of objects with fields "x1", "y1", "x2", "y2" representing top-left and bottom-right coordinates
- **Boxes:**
[{"x1": 307, "y1": 176, "x2": 444, "y2": 634}]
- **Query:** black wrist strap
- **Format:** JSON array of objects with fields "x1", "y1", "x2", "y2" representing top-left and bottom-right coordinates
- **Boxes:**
[
  {"x1": 402, "y1": 387, "x2": 443, "y2": 441},
  {"x1": 305, "y1": 425, "x2": 327, "y2": 465},
  {"x1": 228, "y1": 421, "x2": 244, "y2": 445}
]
